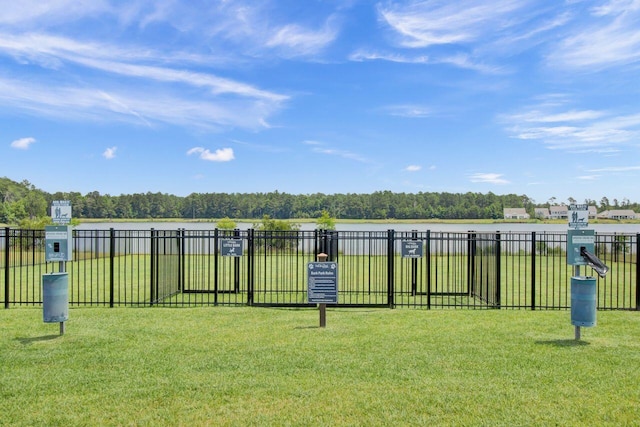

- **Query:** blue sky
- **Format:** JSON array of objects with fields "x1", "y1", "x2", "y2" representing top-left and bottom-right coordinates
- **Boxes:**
[{"x1": 2, "y1": 0, "x2": 640, "y2": 205}]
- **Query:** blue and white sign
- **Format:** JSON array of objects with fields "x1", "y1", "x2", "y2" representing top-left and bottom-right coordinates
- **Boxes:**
[
  {"x1": 51, "y1": 200, "x2": 72, "y2": 225},
  {"x1": 568, "y1": 204, "x2": 589, "y2": 229},
  {"x1": 307, "y1": 262, "x2": 338, "y2": 304}
]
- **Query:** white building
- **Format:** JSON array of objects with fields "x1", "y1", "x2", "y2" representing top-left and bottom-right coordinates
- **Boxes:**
[
  {"x1": 597, "y1": 210, "x2": 637, "y2": 220},
  {"x1": 503, "y1": 208, "x2": 530, "y2": 219}
]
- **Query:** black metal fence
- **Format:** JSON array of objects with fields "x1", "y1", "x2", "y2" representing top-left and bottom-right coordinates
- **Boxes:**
[{"x1": 2, "y1": 227, "x2": 639, "y2": 310}]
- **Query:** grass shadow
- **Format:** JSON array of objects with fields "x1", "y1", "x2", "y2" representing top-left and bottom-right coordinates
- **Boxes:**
[
  {"x1": 536, "y1": 339, "x2": 590, "y2": 347},
  {"x1": 16, "y1": 335, "x2": 62, "y2": 345}
]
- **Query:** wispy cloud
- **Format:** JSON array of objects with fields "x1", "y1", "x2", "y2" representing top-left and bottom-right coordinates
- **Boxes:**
[
  {"x1": 384, "y1": 105, "x2": 431, "y2": 118},
  {"x1": 102, "y1": 146, "x2": 117, "y2": 159},
  {"x1": 187, "y1": 147, "x2": 235, "y2": 162},
  {"x1": 502, "y1": 98, "x2": 640, "y2": 152},
  {"x1": 10, "y1": 137, "x2": 36, "y2": 149},
  {"x1": 349, "y1": 50, "x2": 429, "y2": 63},
  {"x1": 547, "y1": 1, "x2": 640, "y2": 70},
  {"x1": 405, "y1": 165, "x2": 421, "y2": 172},
  {"x1": 378, "y1": 1, "x2": 528, "y2": 48},
  {"x1": 306, "y1": 141, "x2": 370, "y2": 163},
  {"x1": 469, "y1": 173, "x2": 510, "y2": 185},
  {"x1": 588, "y1": 165, "x2": 640, "y2": 173},
  {"x1": 0, "y1": 76, "x2": 281, "y2": 130},
  {"x1": 266, "y1": 18, "x2": 339, "y2": 57}
]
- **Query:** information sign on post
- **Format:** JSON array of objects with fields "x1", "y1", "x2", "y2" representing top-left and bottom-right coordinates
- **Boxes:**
[
  {"x1": 402, "y1": 240, "x2": 423, "y2": 258},
  {"x1": 307, "y1": 261, "x2": 338, "y2": 304},
  {"x1": 51, "y1": 200, "x2": 72, "y2": 225},
  {"x1": 568, "y1": 204, "x2": 589, "y2": 229},
  {"x1": 221, "y1": 239, "x2": 243, "y2": 257}
]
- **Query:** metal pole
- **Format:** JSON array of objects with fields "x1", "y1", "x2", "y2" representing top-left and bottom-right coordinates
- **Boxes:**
[
  {"x1": 59, "y1": 260, "x2": 66, "y2": 335},
  {"x1": 317, "y1": 252, "x2": 328, "y2": 328},
  {"x1": 574, "y1": 264, "x2": 580, "y2": 340},
  {"x1": 4, "y1": 227, "x2": 10, "y2": 309}
]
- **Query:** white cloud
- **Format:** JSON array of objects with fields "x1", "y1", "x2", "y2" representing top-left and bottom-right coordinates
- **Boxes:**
[
  {"x1": 102, "y1": 146, "x2": 117, "y2": 159},
  {"x1": 266, "y1": 19, "x2": 338, "y2": 57},
  {"x1": 306, "y1": 140, "x2": 372, "y2": 164},
  {"x1": 589, "y1": 165, "x2": 640, "y2": 173},
  {"x1": 187, "y1": 147, "x2": 235, "y2": 162},
  {"x1": 502, "y1": 98, "x2": 640, "y2": 152},
  {"x1": 405, "y1": 165, "x2": 421, "y2": 172},
  {"x1": 469, "y1": 173, "x2": 510, "y2": 185},
  {"x1": 378, "y1": 0, "x2": 527, "y2": 48},
  {"x1": 547, "y1": 1, "x2": 640, "y2": 70},
  {"x1": 10, "y1": 137, "x2": 36, "y2": 149},
  {"x1": 349, "y1": 50, "x2": 429, "y2": 63},
  {"x1": 385, "y1": 105, "x2": 431, "y2": 118},
  {"x1": 0, "y1": 76, "x2": 280, "y2": 130}
]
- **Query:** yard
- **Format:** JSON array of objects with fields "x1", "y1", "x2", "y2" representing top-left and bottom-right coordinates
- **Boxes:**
[{"x1": 2, "y1": 307, "x2": 639, "y2": 425}]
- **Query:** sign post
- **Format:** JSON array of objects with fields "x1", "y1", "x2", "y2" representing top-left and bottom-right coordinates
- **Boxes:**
[
  {"x1": 44, "y1": 201, "x2": 73, "y2": 335},
  {"x1": 308, "y1": 253, "x2": 338, "y2": 328}
]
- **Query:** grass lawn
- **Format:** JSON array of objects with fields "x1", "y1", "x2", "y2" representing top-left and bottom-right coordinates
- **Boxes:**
[{"x1": 2, "y1": 307, "x2": 639, "y2": 426}]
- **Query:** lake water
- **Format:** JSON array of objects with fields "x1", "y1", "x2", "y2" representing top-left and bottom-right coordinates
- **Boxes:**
[{"x1": 75, "y1": 221, "x2": 640, "y2": 234}]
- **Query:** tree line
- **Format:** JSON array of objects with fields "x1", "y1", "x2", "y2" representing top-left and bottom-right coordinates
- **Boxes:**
[{"x1": 1, "y1": 176, "x2": 638, "y2": 225}]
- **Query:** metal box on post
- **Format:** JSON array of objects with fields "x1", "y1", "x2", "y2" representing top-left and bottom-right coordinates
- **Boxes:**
[
  {"x1": 567, "y1": 229, "x2": 594, "y2": 266},
  {"x1": 571, "y1": 276, "x2": 597, "y2": 327},
  {"x1": 45, "y1": 225, "x2": 73, "y2": 262},
  {"x1": 42, "y1": 272, "x2": 69, "y2": 323}
]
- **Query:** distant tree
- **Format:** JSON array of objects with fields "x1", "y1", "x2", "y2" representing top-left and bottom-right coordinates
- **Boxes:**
[
  {"x1": 217, "y1": 217, "x2": 237, "y2": 230},
  {"x1": 253, "y1": 214, "x2": 299, "y2": 232},
  {"x1": 316, "y1": 210, "x2": 336, "y2": 230},
  {"x1": 253, "y1": 214, "x2": 299, "y2": 251}
]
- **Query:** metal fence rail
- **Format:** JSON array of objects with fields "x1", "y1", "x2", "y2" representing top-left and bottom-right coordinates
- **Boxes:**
[{"x1": 2, "y1": 227, "x2": 639, "y2": 310}]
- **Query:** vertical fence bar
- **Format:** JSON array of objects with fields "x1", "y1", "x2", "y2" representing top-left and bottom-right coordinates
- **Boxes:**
[
  {"x1": 234, "y1": 228, "x2": 240, "y2": 293},
  {"x1": 176, "y1": 228, "x2": 184, "y2": 292},
  {"x1": 150, "y1": 228, "x2": 156, "y2": 306},
  {"x1": 109, "y1": 228, "x2": 115, "y2": 308},
  {"x1": 426, "y1": 230, "x2": 431, "y2": 309},
  {"x1": 531, "y1": 231, "x2": 536, "y2": 310},
  {"x1": 4, "y1": 227, "x2": 9, "y2": 309},
  {"x1": 636, "y1": 233, "x2": 639, "y2": 311},
  {"x1": 214, "y1": 228, "x2": 219, "y2": 305},
  {"x1": 247, "y1": 228, "x2": 254, "y2": 306},
  {"x1": 495, "y1": 232, "x2": 501, "y2": 308},
  {"x1": 387, "y1": 229, "x2": 395, "y2": 308}
]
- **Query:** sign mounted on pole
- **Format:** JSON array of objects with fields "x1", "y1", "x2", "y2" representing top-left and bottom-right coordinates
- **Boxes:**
[
  {"x1": 221, "y1": 239, "x2": 243, "y2": 257},
  {"x1": 568, "y1": 204, "x2": 588, "y2": 229},
  {"x1": 307, "y1": 261, "x2": 338, "y2": 304},
  {"x1": 401, "y1": 240, "x2": 423, "y2": 258},
  {"x1": 51, "y1": 200, "x2": 72, "y2": 225}
]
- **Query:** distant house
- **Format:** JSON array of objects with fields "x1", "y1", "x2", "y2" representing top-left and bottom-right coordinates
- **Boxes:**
[
  {"x1": 534, "y1": 208, "x2": 549, "y2": 219},
  {"x1": 597, "y1": 210, "x2": 637, "y2": 220},
  {"x1": 549, "y1": 205, "x2": 568, "y2": 220},
  {"x1": 588, "y1": 206, "x2": 598, "y2": 218},
  {"x1": 504, "y1": 208, "x2": 530, "y2": 219}
]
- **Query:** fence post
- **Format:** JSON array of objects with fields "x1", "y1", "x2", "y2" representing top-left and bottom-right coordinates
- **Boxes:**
[
  {"x1": 4, "y1": 227, "x2": 9, "y2": 309},
  {"x1": 426, "y1": 230, "x2": 431, "y2": 310},
  {"x1": 247, "y1": 228, "x2": 254, "y2": 306},
  {"x1": 150, "y1": 228, "x2": 156, "y2": 306},
  {"x1": 234, "y1": 228, "x2": 241, "y2": 293},
  {"x1": 387, "y1": 229, "x2": 395, "y2": 308},
  {"x1": 636, "y1": 234, "x2": 639, "y2": 311},
  {"x1": 214, "y1": 228, "x2": 219, "y2": 305},
  {"x1": 109, "y1": 228, "x2": 115, "y2": 308},
  {"x1": 467, "y1": 231, "x2": 477, "y2": 296},
  {"x1": 495, "y1": 232, "x2": 501, "y2": 308},
  {"x1": 531, "y1": 232, "x2": 536, "y2": 310}
]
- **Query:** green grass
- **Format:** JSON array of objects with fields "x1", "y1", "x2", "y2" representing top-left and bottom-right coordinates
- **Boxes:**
[{"x1": 2, "y1": 307, "x2": 639, "y2": 426}]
